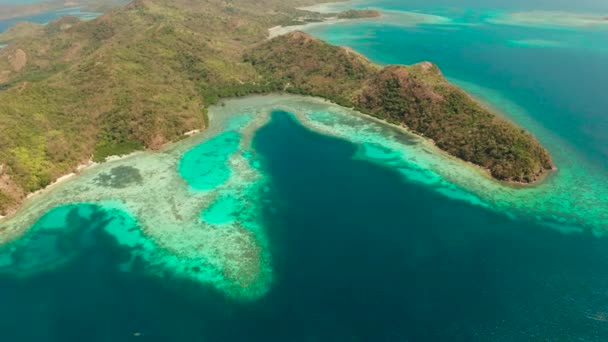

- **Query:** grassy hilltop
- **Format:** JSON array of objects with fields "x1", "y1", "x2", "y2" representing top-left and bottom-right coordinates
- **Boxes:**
[
  {"x1": 0, "y1": 0, "x2": 553, "y2": 215},
  {"x1": 336, "y1": 9, "x2": 381, "y2": 19}
]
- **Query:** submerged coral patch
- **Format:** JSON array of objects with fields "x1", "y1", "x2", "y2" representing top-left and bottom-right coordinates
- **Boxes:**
[
  {"x1": 179, "y1": 131, "x2": 241, "y2": 191},
  {"x1": 0, "y1": 107, "x2": 273, "y2": 300},
  {"x1": 201, "y1": 194, "x2": 241, "y2": 225},
  {"x1": 0, "y1": 204, "x2": 117, "y2": 276},
  {"x1": 0, "y1": 94, "x2": 606, "y2": 302},
  {"x1": 94, "y1": 166, "x2": 144, "y2": 189}
]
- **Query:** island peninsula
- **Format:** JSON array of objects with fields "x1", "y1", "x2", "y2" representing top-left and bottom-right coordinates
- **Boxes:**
[{"x1": 0, "y1": 0, "x2": 553, "y2": 216}]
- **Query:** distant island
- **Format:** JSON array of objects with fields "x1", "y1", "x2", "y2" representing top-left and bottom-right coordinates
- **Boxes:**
[
  {"x1": 0, "y1": 0, "x2": 127, "y2": 20},
  {"x1": 0, "y1": 0, "x2": 553, "y2": 216},
  {"x1": 268, "y1": 8, "x2": 381, "y2": 31},
  {"x1": 336, "y1": 9, "x2": 381, "y2": 19}
]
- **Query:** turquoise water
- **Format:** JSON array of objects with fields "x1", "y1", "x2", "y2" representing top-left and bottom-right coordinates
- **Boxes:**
[
  {"x1": 306, "y1": 1, "x2": 608, "y2": 171},
  {"x1": 0, "y1": 0, "x2": 608, "y2": 340},
  {"x1": 300, "y1": 0, "x2": 608, "y2": 232},
  {"x1": 0, "y1": 6, "x2": 102, "y2": 32},
  {"x1": 179, "y1": 131, "x2": 241, "y2": 191},
  {"x1": 0, "y1": 203, "x2": 144, "y2": 276},
  {"x1": 310, "y1": 1, "x2": 608, "y2": 172},
  {"x1": 1, "y1": 110, "x2": 608, "y2": 341}
]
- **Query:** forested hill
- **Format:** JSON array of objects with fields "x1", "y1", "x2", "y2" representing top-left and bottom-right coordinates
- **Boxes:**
[
  {"x1": 246, "y1": 32, "x2": 554, "y2": 183},
  {"x1": 0, "y1": 0, "x2": 324, "y2": 214},
  {"x1": 0, "y1": 0, "x2": 553, "y2": 216}
]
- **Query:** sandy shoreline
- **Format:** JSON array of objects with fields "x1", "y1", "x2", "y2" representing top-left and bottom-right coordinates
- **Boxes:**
[
  {"x1": 268, "y1": 18, "x2": 349, "y2": 38},
  {"x1": 0, "y1": 124, "x2": 213, "y2": 222},
  {"x1": 1, "y1": 93, "x2": 602, "y2": 237},
  {"x1": 298, "y1": 1, "x2": 359, "y2": 13},
  {"x1": 1, "y1": 0, "x2": 555, "y2": 222},
  {"x1": 268, "y1": 0, "x2": 378, "y2": 39},
  {"x1": 1, "y1": 153, "x2": 128, "y2": 221},
  {"x1": 25, "y1": 159, "x2": 94, "y2": 200}
]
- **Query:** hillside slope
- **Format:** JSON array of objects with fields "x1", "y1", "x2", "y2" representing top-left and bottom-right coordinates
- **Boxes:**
[
  {"x1": 0, "y1": 0, "x2": 553, "y2": 215},
  {"x1": 0, "y1": 0, "x2": 321, "y2": 214},
  {"x1": 0, "y1": 21, "x2": 43, "y2": 44},
  {"x1": 246, "y1": 32, "x2": 554, "y2": 182}
]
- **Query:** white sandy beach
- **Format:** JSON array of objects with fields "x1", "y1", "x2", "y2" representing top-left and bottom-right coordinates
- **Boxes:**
[
  {"x1": 268, "y1": 18, "x2": 348, "y2": 38},
  {"x1": 25, "y1": 159, "x2": 94, "y2": 200}
]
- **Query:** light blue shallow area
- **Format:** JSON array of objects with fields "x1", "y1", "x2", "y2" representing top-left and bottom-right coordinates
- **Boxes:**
[
  {"x1": 0, "y1": 7, "x2": 102, "y2": 33},
  {"x1": 0, "y1": 1, "x2": 607, "y2": 339},
  {"x1": 178, "y1": 131, "x2": 241, "y2": 191},
  {"x1": 0, "y1": 203, "x2": 142, "y2": 275},
  {"x1": 225, "y1": 113, "x2": 253, "y2": 131},
  {"x1": 303, "y1": 0, "x2": 608, "y2": 231},
  {"x1": 305, "y1": 2, "x2": 608, "y2": 170},
  {"x1": 201, "y1": 194, "x2": 240, "y2": 225}
]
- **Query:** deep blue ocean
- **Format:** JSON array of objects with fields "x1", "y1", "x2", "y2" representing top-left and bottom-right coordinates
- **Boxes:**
[
  {"x1": 1, "y1": 1, "x2": 608, "y2": 341},
  {"x1": 2, "y1": 112, "x2": 608, "y2": 341}
]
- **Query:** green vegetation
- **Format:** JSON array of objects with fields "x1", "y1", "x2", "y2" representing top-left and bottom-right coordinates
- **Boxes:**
[
  {"x1": 0, "y1": 0, "x2": 553, "y2": 215},
  {"x1": 0, "y1": 0, "x2": 325, "y2": 215},
  {"x1": 336, "y1": 9, "x2": 381, "y2": 19},
  {"x1": 0, "y1": 0, "x2": 128, "y2": 20},
  {"x1": 0, "y1": 21, "x2": 43, "y2": 44},
  {"x1": 246, "y1": 33, "x2": 554, "y2": 183}
]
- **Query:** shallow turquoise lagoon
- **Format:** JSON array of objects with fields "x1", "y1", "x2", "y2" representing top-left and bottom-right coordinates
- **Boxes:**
[
  {"x1": 179, "y1": 131, "x2": 241, "y2": 191},
  {"x1": 1, "y1": 107, "x2": 608, "y2": 341},
  {"x1": 303, "y1": 0, "x2": 608, "y2": 230},
  {"x1": 0, "y1": 0, "x2": 607, "y2": 340},
  {"x1": 306, "y1": 2, "x2": 608, "y2": 166},
  {"x1": 0, "y1": 7, "x2": 102, "y2": 32}
]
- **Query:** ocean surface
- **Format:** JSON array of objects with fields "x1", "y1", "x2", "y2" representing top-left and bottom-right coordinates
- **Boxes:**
[
  {"x1": 304, "y1": 0, "x2": 608, "y2": 170},
  {"x1": 1, "y1": 1, "x2": 608, "y2": 341},
  {"x1": 0, "y1": 0, "x2": 45, "y2": 5},
  {"x1": 0, "y1": 6, "x2": 101, "y2": 32}
]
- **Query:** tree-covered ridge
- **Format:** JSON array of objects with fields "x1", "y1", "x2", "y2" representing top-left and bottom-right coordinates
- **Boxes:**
[
  {"x1": 245, "y1": 31, "x2": 380, "y2": 107},
  {"x1": 247, "y1": 33, "x2": 554, "y2": 183},
  {"x1": 0, "y1": 0, "x2": 553, "y2": 215},
  {"x1": 336, "y1": 9, "x2": 381, "y2": 19}
]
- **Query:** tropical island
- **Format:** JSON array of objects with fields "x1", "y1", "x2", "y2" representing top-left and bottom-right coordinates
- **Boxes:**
[
  {"x1": 0, "y1": 0, "x2": 128, "y2": 20},
  {"x1": 0, "y1": 0, "x2": 553, "y2": 216},
  {"x1": 336, "y1": 8, "x2": 381, "y2": 19}
]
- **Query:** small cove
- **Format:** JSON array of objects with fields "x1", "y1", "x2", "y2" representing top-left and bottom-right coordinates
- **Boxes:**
[
  {"x1": 0, "y1": 100, "x2": 607, "y2": 340},
  {"x1": 0, "y1": 1, "x2": 607, "y2": 337}
]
